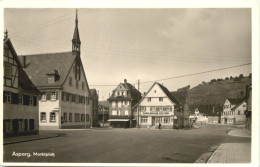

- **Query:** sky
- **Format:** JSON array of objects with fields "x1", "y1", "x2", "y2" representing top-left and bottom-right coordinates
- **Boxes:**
[{"x1": 4, "y1": 8, "x2": 252, "y2": 100}]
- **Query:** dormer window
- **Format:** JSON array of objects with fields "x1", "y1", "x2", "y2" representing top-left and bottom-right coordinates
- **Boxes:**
[
  {"x1": 48, "y1": 75, "x2": 55, "y2": 83},
  {"x1": 46, "y1": 69, "x2": 60, "y2": 83}
]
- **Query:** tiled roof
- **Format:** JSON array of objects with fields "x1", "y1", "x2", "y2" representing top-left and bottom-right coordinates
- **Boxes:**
[
  {"x1": 20, "y1": 52, "x2": 77, "y2": 88},
  {"x1": 231, "y1": 100, "x2": 245, "y2": 111},
  {"x1": 99, "y1": 101, "x2": 109, "y2": 108},
  {"x1": 227, "y1": 98, "x2": 245, "y2": 105},
  {"x1": 157, "y1": 82, "x2": 180, "y2": 105},
  {"x1": 107, "y1": 82, "x2": 142, "y2": 101}
]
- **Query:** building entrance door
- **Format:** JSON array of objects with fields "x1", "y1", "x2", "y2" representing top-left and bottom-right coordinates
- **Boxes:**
[{"x1": 152, "y1": 117, "x2": 155, "y2": 126}]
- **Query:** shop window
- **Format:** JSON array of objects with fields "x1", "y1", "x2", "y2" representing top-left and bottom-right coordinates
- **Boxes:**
[
  {"x1": 164, "y1": 117, "x2": 170, "y2": 124},
  {"x1": 141, "y1": 117, "x2": 148, "y2": 123}
]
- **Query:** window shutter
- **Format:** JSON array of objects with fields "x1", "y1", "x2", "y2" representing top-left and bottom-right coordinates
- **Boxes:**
[
  {"x1": 3, "y1": 91, "x2": 6, "y2": 103},
  {"x1": 46, "y1": 91, "x2": 51, "y2": 100},
  {"x1": 23, "y1": 95, "x2": 29, "y2": 105},
  {"x1": 33, "y1": 96, "x2": 37, "y2": 106},
  {"x1": 56, "y1": 91, "x2": 59, "y2": 100},
  {"x1": 12, "y1": 93, "x2": 19, "y2": 104}
]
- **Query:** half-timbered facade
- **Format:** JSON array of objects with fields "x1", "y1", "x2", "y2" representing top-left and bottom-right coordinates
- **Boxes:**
[{"x1": 3, "y1": 33, "x2": 40, "y2": 137}]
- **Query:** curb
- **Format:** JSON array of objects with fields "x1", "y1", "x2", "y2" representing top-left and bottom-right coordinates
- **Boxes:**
[
  {"x1": 4, "y1": 134, "x2": 59, "y2": 145},
  {"x1": 228, "y1": 130, "x2": 251, "y2": 138},
  {"x1": 206, "y1": 144, "x2": 222, "y2": 163}
]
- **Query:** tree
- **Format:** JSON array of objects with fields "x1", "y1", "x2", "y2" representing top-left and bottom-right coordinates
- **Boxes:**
[
  {"x1": 211, "y1": 79, "x2": 216, "y2": 82},
  {"x1": 239, "y1": 74, "x2": 244, "y2": 78},
  {"x1": 230, "y1": 76, "x2": 233, "y2": 79},
  {"x1": 249, "y1": 73, "x2": 252, "y2": 79},
  {"x1": 225, "y1": 77, "x2": 229, "y2": 80}
]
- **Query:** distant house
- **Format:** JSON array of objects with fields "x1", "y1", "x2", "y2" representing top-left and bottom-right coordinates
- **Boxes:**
[
  {"x1": 133, "y1": 82, "x2": 184, "y2": 129},
  {"x1": 221, "y1": 98, "x2": 246, "y2": 125},
  {"x1": 98, "y1": 101, "x2": 109, "y2": 127},
  {"x1": 245, "y1": 84, "x2": 252, "y2": 130},
  {"x1": 90, "y1": 89, "x2": 99, "y2": 127},
  {"x1": 19, "y1": 11, "x2": 93, "y2": 130},
  {"x1": 189, "y1": 108, "x2": 208, "y2": 123},
  {"x1": 3, "y1": 34, "x2": 40, "y2": 137},
  {"x1": 107, "y1": 79, "x2": 142, "y2": 128}
]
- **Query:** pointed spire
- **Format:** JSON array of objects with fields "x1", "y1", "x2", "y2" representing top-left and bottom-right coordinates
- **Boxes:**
[{"x1": 72, "y1": 8, "x2": 81, "y2": 52}]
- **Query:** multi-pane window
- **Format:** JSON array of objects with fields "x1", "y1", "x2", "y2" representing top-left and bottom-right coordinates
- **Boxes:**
[
  {"x1": 41, "y1": 92, "x2": 46, "y2": 100},
  {"x1": 112, "y1": 101, "x2": 116, "y2": 108},
  {"x1": 64, "y1": 113, "x2": 67, "y2": 122},
  {"x1": 141, "y1": 117, "x2": 148, "y2": 123},
  {"x1": 69, "y1": 77, "x2": 72, "y2": 86},
  {"x1": 86, "y1": 114, "x2": 89, "y2": 121},
  {"x1": 81, "y1": 114, "x2": 85, "y2": 122},
  {"x1": 118, "y1": 101, "x2": 122, "y2": 108},
  {"x1": 51, "y1": 91, "x2": 56, "y2": 100},
  {"x1": 4, "y1": 62, "x2": 12, "y2": 79},
  {"x1": 48, "y1": 76, "x2": 55, "y2": 83},
  {"x1": 69, "y1": 113, "x2": 72, "y2": 122},
  {"x1": 164, "y1": 117, "x2": 170, "y2": 124},
  {"x1": 29, "y1": 96, "x2": 33, "y2": 106},
  {"x1": 147, "y1": 97, "x2": 151, "y2": 102},
  {"x1": 125, "y1": 110, "x2": 129, "y2": 115},
  {"x1": 140, "y1": 106, "x2": 146, "y2": 111},
  {"x1": 18, "y1": 94, "x2": 23, "y2": 104},
  {"x1": 41, "y1": 112, "x2": 46, "y2": 121},
  {"x1": 117, "y1": 110, "x2": 120, "y2": 115},
  {"x1": 112, "y1": 110, "x2": 117, "y2": 115},
  {"x1": 150, "y1": 107, "x2": 156, "y2": 111},
  {"x1": 50, "y1": 112, "x2": 56, "y2": 122},
  {"x1": 74, "y1": 113, "x2": 80, "y2": 122},
  {"x1": 159, "y1": 97, "x2": 163, "y2": 101},
  {"x1": 62, "y1": 92, "x2": 66, "y2": 101}
]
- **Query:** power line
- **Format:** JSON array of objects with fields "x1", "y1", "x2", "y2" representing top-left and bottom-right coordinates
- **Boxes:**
[{"x1": 88, "y1": 63, "x2": 251, "y2": 87}]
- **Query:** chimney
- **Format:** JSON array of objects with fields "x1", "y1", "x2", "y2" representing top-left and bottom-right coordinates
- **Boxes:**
[{"x1": 124, "y1": 79, "x2": 127, "y2": 83}]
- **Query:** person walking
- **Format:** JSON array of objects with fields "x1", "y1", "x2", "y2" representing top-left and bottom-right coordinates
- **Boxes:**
[{"x1": 159, "y1": 123, "x2": 161, "y2": 130}]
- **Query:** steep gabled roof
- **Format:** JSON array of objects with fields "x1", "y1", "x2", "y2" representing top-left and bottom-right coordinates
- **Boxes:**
[
  {"x1": 227, "y1": 98, "x2": 245, "y2": 105},
  {"x1": 132, "y1": 82, "x2": 179, "y2": 109},
  {"x1": 20, "y1": 52, "x2": 77, "y2": 88},
  {"x1": 4, "y1": 38, "x2": 40, "y2": 93},
  {"x1": 107, "y1": 80, "x2": 141, "y2": 101},
  {"x1": 157, "y1": 82, "x2": 179, "y2": 105},
  {"x1": 231, "y1": 100, "x2": 245, "y2": 111}
]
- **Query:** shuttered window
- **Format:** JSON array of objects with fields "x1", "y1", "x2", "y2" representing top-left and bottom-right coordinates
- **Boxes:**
[
  {"x1": 33, "y1": 96, "x2": 37, "y2": 106},
  {"x1": 23, "y1": 95, "x2": 30, "y2": 105}
]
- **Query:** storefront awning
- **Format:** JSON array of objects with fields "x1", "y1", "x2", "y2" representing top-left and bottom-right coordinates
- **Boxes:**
[{"x1": 108, "y1": 119, "x2": 129, "y2": 122}]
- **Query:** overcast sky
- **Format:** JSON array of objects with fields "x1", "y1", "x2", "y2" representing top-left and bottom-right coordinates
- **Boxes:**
[{"x1": 4, "y1": 8, "x2": 251, "y2": 100}]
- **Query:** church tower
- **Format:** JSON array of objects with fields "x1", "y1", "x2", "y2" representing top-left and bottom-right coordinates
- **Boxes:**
[{"x1": 72, "y1": 9, "x2": 81, "y2": 52}]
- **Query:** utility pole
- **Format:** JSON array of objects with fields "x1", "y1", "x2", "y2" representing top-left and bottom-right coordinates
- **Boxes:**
[{"x1": 137, "y1": 79, "x2": 140, "y2": 128}]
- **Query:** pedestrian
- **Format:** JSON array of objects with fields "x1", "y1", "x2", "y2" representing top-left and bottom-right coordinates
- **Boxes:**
[{"x1": 159, "y1": 123, "x2": 161, "y2": 130}]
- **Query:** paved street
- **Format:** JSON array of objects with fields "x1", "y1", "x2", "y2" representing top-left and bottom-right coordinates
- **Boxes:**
[{"x1": 4, "y1": 124, "x2": 250, "y2": 163}]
